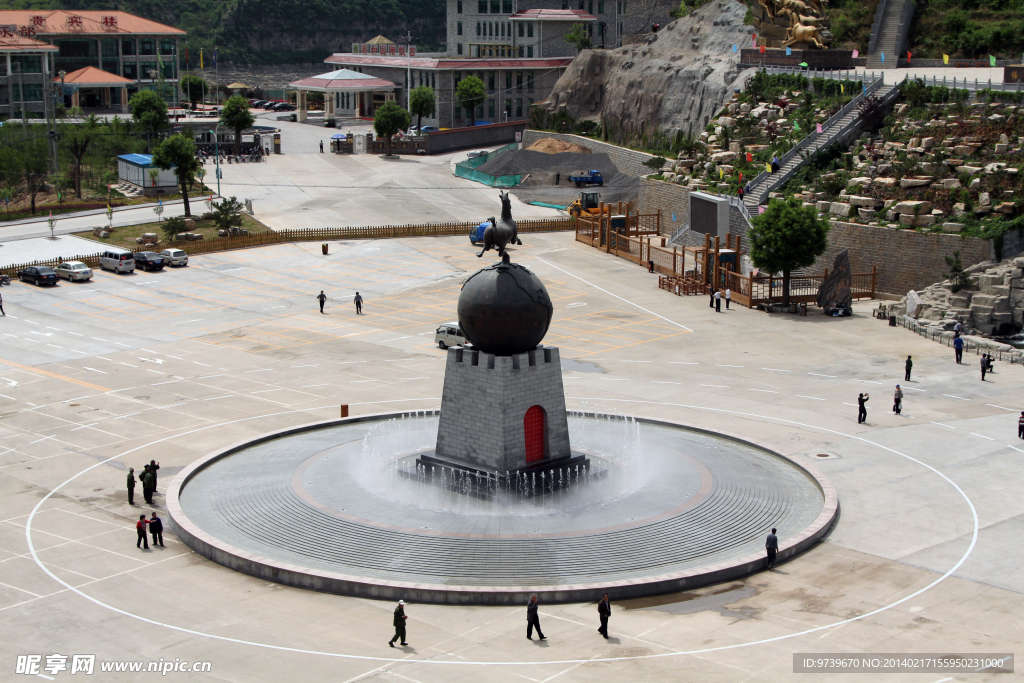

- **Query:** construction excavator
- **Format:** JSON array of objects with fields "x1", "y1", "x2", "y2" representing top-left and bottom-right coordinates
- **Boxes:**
[{"x1": 566, "y1": 191, "x2": 601, "y2": 218}]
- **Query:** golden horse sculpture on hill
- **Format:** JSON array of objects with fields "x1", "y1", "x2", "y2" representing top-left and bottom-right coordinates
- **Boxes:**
[{"x1": 757, "y1": 0, "x2": 831, "y2": 49}]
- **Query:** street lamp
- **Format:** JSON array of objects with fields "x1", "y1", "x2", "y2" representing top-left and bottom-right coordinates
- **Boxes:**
[{"x1": 209, "y1": 123, "x2": 221, "y2": 197}]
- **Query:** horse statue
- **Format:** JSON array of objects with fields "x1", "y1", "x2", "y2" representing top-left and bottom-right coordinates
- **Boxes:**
[{"x1": 476, "y1": 191, "x2": 523, "y2": 258}]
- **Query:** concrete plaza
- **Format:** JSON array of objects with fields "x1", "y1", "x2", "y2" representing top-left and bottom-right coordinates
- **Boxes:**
[{"x1": 0, "y1": 231, "x2": 1022, "y2": 682}]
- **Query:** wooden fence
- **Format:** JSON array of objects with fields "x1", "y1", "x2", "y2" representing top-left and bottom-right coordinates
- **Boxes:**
[
  {"x1": 576, "y1": 216, "x2": 878, "y2": 308},
  {"x1": 0, "y1": 217, "x2": 577, "y2": 278}
]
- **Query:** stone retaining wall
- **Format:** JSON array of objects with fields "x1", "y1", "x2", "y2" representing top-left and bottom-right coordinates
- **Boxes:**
[
  {"x1": 637, "y1": 178, "x2": 752, "y2": 244},
  {"x1": 521, "y1": 130, "x2": 656, "y2": 178},
  {"x1": 810, "y1": 222, "x2": 993, "y2": 295}
]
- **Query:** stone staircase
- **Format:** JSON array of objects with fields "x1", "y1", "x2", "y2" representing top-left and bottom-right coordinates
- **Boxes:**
[
  {"x1": 866, "y1": 0, "x2": 915, "y2": 69},
  {"x1": 115, "y1": 181, "x2": 143, "y2": 198},
  {"x1": 742, "y1": 82, "x2": 899, "y2": 216}
]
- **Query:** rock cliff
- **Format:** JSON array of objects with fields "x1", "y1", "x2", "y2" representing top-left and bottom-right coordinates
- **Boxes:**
[{"x1": 539, "y1": 0, "x2": 756, "y2": 141}]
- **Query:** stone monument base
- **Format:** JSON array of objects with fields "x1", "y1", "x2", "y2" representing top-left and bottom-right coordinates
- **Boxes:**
[{"x1": 409, "y1": 450, "x2": 600, "y2": 499}]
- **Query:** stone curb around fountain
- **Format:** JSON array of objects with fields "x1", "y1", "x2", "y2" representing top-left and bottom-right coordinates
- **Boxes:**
[{"x1": 166, "y1": 411, "x2": 839, "y2": 605}]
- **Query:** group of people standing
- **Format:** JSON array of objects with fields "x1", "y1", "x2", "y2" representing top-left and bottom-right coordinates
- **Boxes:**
[
  {"x1": 708, "y1": 286, "x2": 731, "y2": 312},
  {"x1": 127, "y1": 460, "x2": 160, "y2": 506}
]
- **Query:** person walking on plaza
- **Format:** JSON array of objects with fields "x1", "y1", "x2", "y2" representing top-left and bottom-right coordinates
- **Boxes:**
[
  {"x1": 526, "y1": 595, "x2": 545, "y2": 640},
  {"x1": 893, "y1": 385, "x2": 903, "y2": 415},
  {"x1": 765, "y1": 528, "x2": 779, "y2": 569},
  {"x1": 389, "y1": 600, "x2": 408, "y2": 647},
  {"x1": 597, "y1": 594, "x2": 611, "y2": 639},
  {"x1": 954, "y1": 321, "x2": 962, "y2": 336},
  {"x1": 905, "y1": 355, "x2": 913, "y2": 381},
  {"x1": 317, "y1": 290, "x2": 327, "y2": 314},
  {"x1": 0, "y1": 291, "x2": 5, "y2": 316},
  {"x1": 136, "y1": 515, "x2": 150, "y2": 550},
  {"x1": 714, "y1": 289, "x2": 722, "y2": 312},
  {"x1": 725, "y1": 288, "x2": 731, "y2": 310},
  {"x1": 857, "y1": 393, "x2": 869, "y2": 424},
  {"x1": 150, "y1": 512, "x2": 165, "y2": 547},
  {"x1": 709, "y1": 285, "x2": 715, "y2": 308},
  {"x1": 555, "y1": 171, "x2": 560, "y2": 186},
  {"x1": 954, "y1": 335, "x2": 964, "y2": 364},
  {"x1": 319, "y1": 140, "x2": 324, "y2": 153},
  {"x1": 126, "y1": 468, "x2": 136, "y2": 505},
  {"x1": 1019, "y1": 411, "x2": 1024, "y2": 439},
  {"x1": 981, "y1": 355, "x2": 987, "y2": 381},
  {"x1": 354, "y1": 292, "x2": 363, "y2": 315}
]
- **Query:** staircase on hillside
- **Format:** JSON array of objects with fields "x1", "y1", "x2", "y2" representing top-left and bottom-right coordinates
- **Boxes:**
[
  {"x1": 866, "y1": 0, "x2": 915, "y2": 69},
  {"x1": 741, "y1": 83, "x2": 899, "y2": 216}
]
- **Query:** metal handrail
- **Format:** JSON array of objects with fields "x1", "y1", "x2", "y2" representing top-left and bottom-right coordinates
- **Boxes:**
[
  {"x1": 893, "y1": 0, "x2": 916, "y2": 62},
  {"x1": 668, "y1": 221, "x2": 690, "y2": 245},
  {"x1": 868, "y1": 0, "x2": 890, "y2": 55}
]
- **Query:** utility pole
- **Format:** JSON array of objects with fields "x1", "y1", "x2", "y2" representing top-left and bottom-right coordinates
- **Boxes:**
[
  {"x1": 13, "y1": 62, "x2": 26, "y2": 133},
  {"x1": 405, "y1": 30, "x2": 414, "y2": 114}
]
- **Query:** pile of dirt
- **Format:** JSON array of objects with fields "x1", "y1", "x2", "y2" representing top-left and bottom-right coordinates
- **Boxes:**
[
  {"x1": 478, "y1": 149, "x2": 639, "y2": 207},
  {"x1": 525, "y1": 137, "x2": 592, "y2": 155}
]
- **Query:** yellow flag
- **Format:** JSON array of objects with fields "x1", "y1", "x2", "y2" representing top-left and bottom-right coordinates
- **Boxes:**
[
  {"x1": 943, "y1": 54, "x2": 949, "y2": 65},
  {"x1": 840, "y1": 83, "x2": 844, "y2": 94},
  {"x1": 766, "y1": 162, "x2": 772, "y2": 173},
  {"x1": 719, "y1": 168, "x2": 724, "y2": 179},
  {"x1": 200, "y1": 48, "x2": 204, "y2": 69}
]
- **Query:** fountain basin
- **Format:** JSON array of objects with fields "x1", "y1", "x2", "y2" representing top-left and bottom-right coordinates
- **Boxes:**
[{"x1": 168, "y1": 412, "x2": 837, "y2": 604}]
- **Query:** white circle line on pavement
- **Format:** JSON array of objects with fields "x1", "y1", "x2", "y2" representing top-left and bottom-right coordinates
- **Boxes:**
[{"x1": 25, "y1": 397, "x2": 978, "y2": 666}]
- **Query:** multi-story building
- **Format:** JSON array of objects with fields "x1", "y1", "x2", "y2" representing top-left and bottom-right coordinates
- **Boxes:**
[
  {"x1": 0, "y1": 10, "x2": 185, "y2": 110},
  {"x1": 1, "y1": 32, "x2": 58, "y2": 119}
]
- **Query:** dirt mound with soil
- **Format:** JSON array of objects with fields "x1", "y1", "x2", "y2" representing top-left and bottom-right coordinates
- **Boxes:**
[
  {"x1": 526, "y1": 137, "x2": 592, "y2": 155},
  {"x1": 478, "y1": 148, "x2": 639, "y2": 207}
]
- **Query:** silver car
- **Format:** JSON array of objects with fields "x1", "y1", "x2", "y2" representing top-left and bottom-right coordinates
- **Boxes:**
[
  {"x1": 160, "y1": 248, "x2": 189, "y2": 267},
  {"x1": 434, "y1": 322, "x2": 465, "y2": 349},
  {"x1": 55, "y1": 261, "x2": 93, "y2": 282}
]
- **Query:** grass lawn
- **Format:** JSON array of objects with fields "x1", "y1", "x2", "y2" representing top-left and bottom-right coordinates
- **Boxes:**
[{"x1": 73, "y1": 214, "x2": 269, "y2": 251}]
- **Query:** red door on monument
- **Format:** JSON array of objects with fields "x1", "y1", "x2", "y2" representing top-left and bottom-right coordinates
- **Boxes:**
[{"x1": 524, "y1": 405, "x2": 545, "y2": 463}]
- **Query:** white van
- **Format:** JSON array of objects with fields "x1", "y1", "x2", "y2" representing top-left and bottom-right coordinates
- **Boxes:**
[
  {"x1": 99, "y1": 250, "x2": 135, "y2": 274},
  {"x1": 434, "y1": 322, "x2": 465, "y2": 349}
]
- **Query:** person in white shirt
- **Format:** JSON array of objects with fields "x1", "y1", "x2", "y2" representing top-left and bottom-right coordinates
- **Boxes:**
[{"x1": 725, "y1": 288, "x2": 731, "y2": 309}]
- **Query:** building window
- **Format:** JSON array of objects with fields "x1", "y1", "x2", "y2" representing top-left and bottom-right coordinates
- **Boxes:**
[
  {"x1": 488, "y1": 71, "x2": 495, "y2": 90},
  {"x1": 488, "y1": 98, "x2": 495, "y2": 118},
  {"x1": 479, "y1": 0, "x2": 487, "y2": 11},
  {"x1": 516, "y1": 71, "x2": 523, "y2": 90},
  {"x1": 490, "y1": 0, "x2": 499, "y2": 11},
  {"x1": 160, "y1": 38, "x2": 174, "y2": 56},
  {"x1": 457, "y1": 0, "x2": 463, "y2": 12},
  {"x1": 527, "y1": 71, "x2": 534, "y2": 90},
  {"x1": 598, "y1": 22, "x2": 604, "y2": 36},
  {"x1": 619, "y1": 21, "x2": 623, "y2": 34},
  {"x1": 476, "y1": 22, "x2": 481, "y2": 35},
  {"x1": 505, "y1": 98, "x2": 511, "y2": 118},
  {"x1": 455, "y1": 104, "x2": 462, "y2": 118},
  {"x1": 140, "y1": 38, "x2": 155, "y2": 56},
  {"x1": 589, "y1": 0, "x2": 593, "y2": 13},
  {"x1": 579, "y1": 1, "x2": 584, "y2": 10},
  {"x1": 515, "y1": 97, "x2": 523, "y2": 117},
  {"x1": 11, "y1": 55, "x2": 42, "y2": 73},
  {"x1": 527, "y1": 22, "x2": 533, "y2": 37},
  {"x1": 508, "y1": 22, "x2": 512, "y2": 35},
  {"x1": 505, "y1": 71, "x2": 512, "y2": 89},
  {"x1": 457, "y1": 21, "x2": 463, "y2": 35},
  {"x1": 101, "y1": 38, "x2": 118, "y2": 58},
  {"x1": 562, "y1": 0, "x2": 568, "y2": 7},
  {"x1": 500, "y1": 21, "x2": 504, "y2": 37},
  {"x1": 502, "y1": 0, "x2": 512, "y2": 11},
  {"x1": 527, "y1": 45, "x2": 533, "y2": 57},
  {"x1": 122, "y1": 63, "x2": 137, "y2": 79},
  {"x1": 121, "y1": 38, "x2": 136, "y2": 56},
  {"x1": 599, "y1": 0, "x2": 604, "y2": 11},
  {"x1": 517, "y1": 23, "x2": 524, "y2": 37}
]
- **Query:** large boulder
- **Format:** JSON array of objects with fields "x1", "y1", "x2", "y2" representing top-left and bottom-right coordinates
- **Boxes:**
[
  {"x1": 538, "y1": 0, "x2": 755, "y2": 139},
  {"x1": 816, "y1": 249, "x2": 853, "y2": 311}
]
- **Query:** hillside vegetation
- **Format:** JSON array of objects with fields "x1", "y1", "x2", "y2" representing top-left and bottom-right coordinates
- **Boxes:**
[
  {"x1": 908, "y1": 0, "x2": 1024, "y2": 60},
  {"x1": 0, "y1": 0, "x2": 446, "y2": 63}
]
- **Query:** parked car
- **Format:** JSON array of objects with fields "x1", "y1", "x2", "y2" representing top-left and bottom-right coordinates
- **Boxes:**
[
  {"x1": 419, "y1": 126, "x2": 439, "y2": 133},
  {"x1": 55, "y1": 261, "x2": 93, "y2": 282},
  {"x1": 469, "y1": 220, "x2": 491, "y2": 245},
  {"x1": 160, "y1": 248, "x2": 189, "y2": 267},
  {"x1": 17, "y1": 265, "x2": 59, "y2": 286},
  {"x1": 99, "y1": 250, "x2": 135, "y2": 274},
  {"x1": 133, "y1": 251, "x2": 166, "y2": 271},
  {"x1": 466, "y1": 150, "x2": 488, "y2": 159},
  {"x1": 434, "y1": 322, "x2": 466, "y2": 349}
]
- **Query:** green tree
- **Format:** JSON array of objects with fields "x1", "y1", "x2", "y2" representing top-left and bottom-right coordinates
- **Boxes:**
[
  {"x1": 219, "y1": 95, "x2": 256, "y2": 156},
  {"x1": 129, "y1": 90, "x2": 169, "y2": 153},
  {"x1": 152, "y1": 134, "x2": 202, "y2": 218},
  {"x1": 456, "y1": 76, "x2": 486, "y2": 127},
  {"x1": 748, "y1": 196, "x2": 830, "y2": 306},
  {"x1": 5, "y1": 135, "x2": 50, "y2": 215},
  {"x1": 373, "y1": 100, "x2": 411, "y2": 157},
  {"x1": 161, "y1": 215, "x2": 187, "y2": 241},
  {"x1": 564, "y1": 23, "x2": 591, "y2": 52},
  {"x1": 409, "y1": 86, "x2": 436, "y2": 130},
  {"x1": 211, "y1": 195, "x2": 244, "y2": 231},
  {"x1": 179, "y1": 74, "x2": 208, "y2": 110},
  {"x1": 61, "y1": 114, "x2": 100, "y2": 198}
]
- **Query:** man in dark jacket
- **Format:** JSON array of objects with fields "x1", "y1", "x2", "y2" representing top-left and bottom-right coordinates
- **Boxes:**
[
  {"x1": 597, "y1": 594, "x2": 611, "y2": 638},
  {"x1": 136, "y1": 515, "x2": 149, "y2": 549},
  {"x1": 127, "y1": 468, "x2": 136, "y2": 505},
  {"x1": 149, "y1": 512, "x2": 164, "y2": 547},
  {"x1": 905, "y1": 355, "x2": 913, "y2": 381},
  {"x1": 141, "y1": 466, "x2": 156, "y2": 505},
  {"x1": 389, "y1": 600, "x2": 408, "y2": 647},
  {"x1": 766, "y1": 527, "x2": 779, "y2": 569},
  {"x1": 857, "y1": 393, "x2": 868, "y2": 424},
  {"x1": 526, "y1": 595, "x2": 545, "y2": 640},
  {"x1": 148, "y1": 460, "x2": 160, "y2": 492}
]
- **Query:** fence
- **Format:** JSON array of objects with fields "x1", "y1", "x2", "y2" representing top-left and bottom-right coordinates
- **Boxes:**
[
  {"x1": 454, "y1": 142, "x2": 522, "y2": 187},
  {"x1": 721, "y1": 268, "x2": 877, "y2": 308},
  {"x1": 895, "y1": 315, "x2": 1023, "y2": 364},
  {"x1": 0, "y1": 217, "x2": 577, "y2": 278}
]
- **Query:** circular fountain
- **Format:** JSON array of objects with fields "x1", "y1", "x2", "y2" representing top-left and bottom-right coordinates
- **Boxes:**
[{"x1": 168, "y1": 256, "x2": 837, "y2": 604}]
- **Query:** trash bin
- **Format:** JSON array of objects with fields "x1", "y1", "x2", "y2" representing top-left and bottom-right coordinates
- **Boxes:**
[
  {"x1": 799, "y1": 302, "x2": 807, "y2": 316},
  {"x1": 322, "y1": 243, "x2": 328, "y2": 255},
  {"x1": 889, "y1": 315, "x2": 897, "y2": 326},
  {"x1": 648, "y1": 260, "x2": 655, "y2": 273}
]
